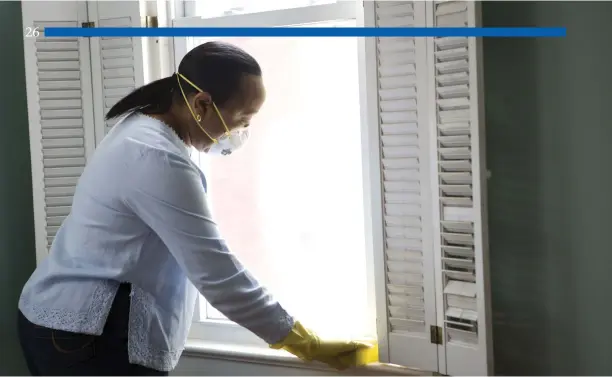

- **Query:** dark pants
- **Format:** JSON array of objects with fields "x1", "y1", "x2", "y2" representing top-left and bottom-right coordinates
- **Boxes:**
[{"x1": 18, "y1": 283, "x2": 168, "y2": 376}]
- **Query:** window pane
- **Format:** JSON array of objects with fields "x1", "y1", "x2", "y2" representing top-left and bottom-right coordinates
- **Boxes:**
[
  {"x1": 195, "y1": 0, "x2": 341, "y2": 18},
  {"x1": 190, "y1": 23, "x2": 370, "y2": 339}
]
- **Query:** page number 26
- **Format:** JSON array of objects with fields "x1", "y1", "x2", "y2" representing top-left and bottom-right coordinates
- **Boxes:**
[{"x1": 25, "y1": 26, "x2": 41, "y2": 38}]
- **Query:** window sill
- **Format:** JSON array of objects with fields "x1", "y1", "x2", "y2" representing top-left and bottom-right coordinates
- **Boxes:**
[{"x1": 184, "y1": 339, "x2": 431, "y2": 376}]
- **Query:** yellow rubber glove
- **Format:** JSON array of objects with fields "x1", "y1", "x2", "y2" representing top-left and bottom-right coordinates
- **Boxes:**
[{"x1": 270, "y1": 321, "x2": 378, "y2": 370}]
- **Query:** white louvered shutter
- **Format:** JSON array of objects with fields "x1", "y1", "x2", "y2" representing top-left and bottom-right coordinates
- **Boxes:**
[
  {"x1": 426, "y1": 1, "x2": 493, "y2": 375},
  {"x1": 88, "y1": 1, "x2": 145, "y2": 143},
  {"x1": 364, "y1": 1, "x2": 439, "y2": 372},
  {"x1": 22, "y1": 1, "x2": 97, "y2": 265}
]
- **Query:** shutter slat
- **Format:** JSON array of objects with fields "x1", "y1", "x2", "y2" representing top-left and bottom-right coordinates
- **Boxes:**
[
  {"x1": 103, "y1": 57, "x2": 134, "y2": 69},
  {"x1": 43, "y1": 157, "x2": 86, "y2": 168},
  {"x1": 383, "y1": 181, "x2": 420, "y2": 193},
  {"x1": 38, "y1": 71, "x2": 80, "y2": 81},
  {"x1": 102, "y1": 47, "x2": 133, "y2": 59},
  {"x1": 105, "y1": 86, "x2": 132, "y2": 97},
  {"x1": 39, "y1": 90, "x2": 81, "y2": 100},
  {"x1": 379, "y1": 87, "x2": 417, "y2": 101},
  {"x1": 45, "y1": 186, "x2": 76, "y2": 197},
  {"x1": 38, "y1": 80, "x2": 81, "y2": 90},
  {"x1": 385, "y1": 215, "x2": 421, "y2": 228},
  {"x1": 376, "y1": 3, "x2": 413, "y2": 17},
  {"x1": 43, "y1": 166, "x2": 84, "y2": 177},
  {"x1": 377, "y1": 15, "x2": 416, "y2": 27},
  {"x1": 40, "y1": 99, "x2": 82, "y2": 109},
  {"x1": 385, "y1": 192, "x2": 420, "y2": 204},
  {"x1": 40, "y1": 109, "x2": 83, "y2": 119},
  {"x1": 44, "y1": 177, "x2": 79, "y2": 187},
  {"x1": 382, "y1": 158, "x2": 419, "y2": 170},
  {"x1": 103, "y1": 67, "x2": 134, "y2": 78},
  {"x1": 46, "y1": 215, "x2": 68, "y2": 225},
  {"x1": 37, "y1": 61, "x2": 80, "y2": 71},
  {"x1": 36, "y1": 50, "x2": 79, "y2": 61},
  {"x1": 379, "y1": 75, "x2": 416, "y2": 90},
  {"x1": 45, "y1": 206, "x2": 72, "y2": 216},
  {"x1": 382, "y1": 134, "x2": 419, "y2": 146},
  {"x1": 99, "y1": 16, "x2": 132, "y2": 27},
  {"x1": 380, "y1": 98, "x2": 417, "y2": 112},
  {"x1": 100, "y1": 38, "x2": 132, "y2": 49},
  {"x1": 42, "y1": 137, "x2": 85, "y2": 148},
  {"x1": 42, "y1": 128, "x2": 84, "y2": 139},
  {"x1": 104, "y1": 77, "x2": 135, "y2": 88},
  {"x1": 41, "y1": 118, "x2": 83, "y2": 129},
  {"x1": 379, "y1": 38, "x2": 415, "y2": 52}
]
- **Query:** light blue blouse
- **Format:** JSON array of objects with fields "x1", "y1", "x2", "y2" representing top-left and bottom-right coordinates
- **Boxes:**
[{"x1": 18, "y1": 113, "x2": 294, "y2": 371}]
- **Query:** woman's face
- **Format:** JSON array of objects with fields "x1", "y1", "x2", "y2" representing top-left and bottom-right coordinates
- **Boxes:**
[{"x1": 188, "y1": 75, "x2": 266, "y2": 152}]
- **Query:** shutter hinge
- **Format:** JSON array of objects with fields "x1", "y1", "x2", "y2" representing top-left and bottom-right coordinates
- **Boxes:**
[
  {"x1": 142, "y1": 16, "x2": 159, "y2": 28},
  {"x1": 430, "y1": 325, "x2": 443, "y2": 345},
  {"x1": 81, "y1": 21, "x2": 95, "y2": 28}
]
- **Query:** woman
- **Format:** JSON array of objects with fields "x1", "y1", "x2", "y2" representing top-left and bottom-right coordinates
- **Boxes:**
[{"x1": 17, "y1": 41, "x2": 373, "y2": 375}]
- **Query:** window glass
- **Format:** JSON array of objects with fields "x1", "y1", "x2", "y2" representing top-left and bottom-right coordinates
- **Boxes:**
[
  {"x1": 195, "y1": 0, "x2": 342, "y2": 18},
  {"x1": 189, "y1": 21, "x2": 371, "y2": 339}
]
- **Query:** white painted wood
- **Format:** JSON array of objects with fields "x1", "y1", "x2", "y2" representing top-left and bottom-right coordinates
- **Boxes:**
[
  {"x1": 172, "y1": 2, "x2": 356, "y2": 28},
  {"x1": 21, "y1": 1, "x2": 96, "y2": 265},
  {"x1": 361, "y1": 0, "x2": 390, "y2": 364},
  {"x1": 87, "y1": 0, "x2": 145, "y2": 144},
  {"x1": 363, "y1": 1, "x2": 439, "y2": 372},
  {"x1": 172, "y1": 28, "x2": 187, "y2": 73},
  {"x1": 156, "y1": 0, "x2": 174, "y2": 78},
  {"x1": 425, "y1": 1, "x2": 492, "y2": 375},
  {"x1": 355, "y1": 0, "x2": 381, "y2": 353},
  {"x1": 141, "y1": 1, "x2": 162, "y2": 83},
  {"x1": 176, "y1": 350, "x2": 430, "y2": 376},
  {"x1": 166, "y1": 0, "x2": 186, "y2": 75}
]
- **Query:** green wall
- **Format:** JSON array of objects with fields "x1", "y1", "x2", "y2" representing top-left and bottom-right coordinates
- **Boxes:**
[
  {"x1": 0, "y1": 1, "x2": 37, "y2": 375},
  {"x1": 483, "y1": 1, "x2": 612, "y2": 375}
]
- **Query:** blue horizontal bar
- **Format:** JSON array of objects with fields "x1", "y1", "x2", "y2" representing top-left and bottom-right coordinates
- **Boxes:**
[{"x1": 44, "y1": 27, "x2": 566, "y2": 38}]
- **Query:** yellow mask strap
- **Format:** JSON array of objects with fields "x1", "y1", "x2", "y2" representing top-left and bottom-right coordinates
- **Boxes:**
[{"x1": 176, "y1": 73, "x2": 231, "y2": 139}]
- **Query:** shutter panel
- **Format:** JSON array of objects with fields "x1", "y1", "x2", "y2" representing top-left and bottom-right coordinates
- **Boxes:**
[
  {"x1": 365, "y1": 1, "x2": 439, "y2": 372},
  {"x1": 88, "y1": 1, "x2": 145, "y2": 143},
  {"x1": 22, "y1": 1, "x2": 96, "y2": 264},
  {"x1": 426, "y1": 1, "x2": 493, "y2": 375}
]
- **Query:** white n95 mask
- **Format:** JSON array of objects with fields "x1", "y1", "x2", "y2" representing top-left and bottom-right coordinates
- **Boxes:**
[
  {"x1": 176, "y1": 72, "x2": 250, "y2": 157},
  {"x1": 206, "y1": 128, "x2": 250, "y2": 156}
]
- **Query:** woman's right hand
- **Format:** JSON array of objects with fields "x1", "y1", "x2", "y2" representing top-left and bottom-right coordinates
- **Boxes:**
[{"x1": 270, "y1": 321, "x2": 378, "y2": 370}]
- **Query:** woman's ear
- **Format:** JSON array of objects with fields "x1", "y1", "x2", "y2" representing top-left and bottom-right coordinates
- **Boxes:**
[
  {"x1": 193, "y1": 91, "x2": 212, "y2": 104},
  {"x1": 192, "y1": 92, "x2": 212, "y2": 114}
]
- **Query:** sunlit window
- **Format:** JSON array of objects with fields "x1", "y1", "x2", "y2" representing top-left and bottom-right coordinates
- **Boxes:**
[
  {"x1": 187, "y1": 20, "x2": 371, "y2": 339},
  {"x1": 195, "y1": 0, "x2": 341, "y2": 18}
]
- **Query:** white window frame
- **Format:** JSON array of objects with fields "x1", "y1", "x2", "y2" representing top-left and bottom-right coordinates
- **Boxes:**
[{"x1": 170, "y1": 1, "x2": 384, "y2": 351}]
